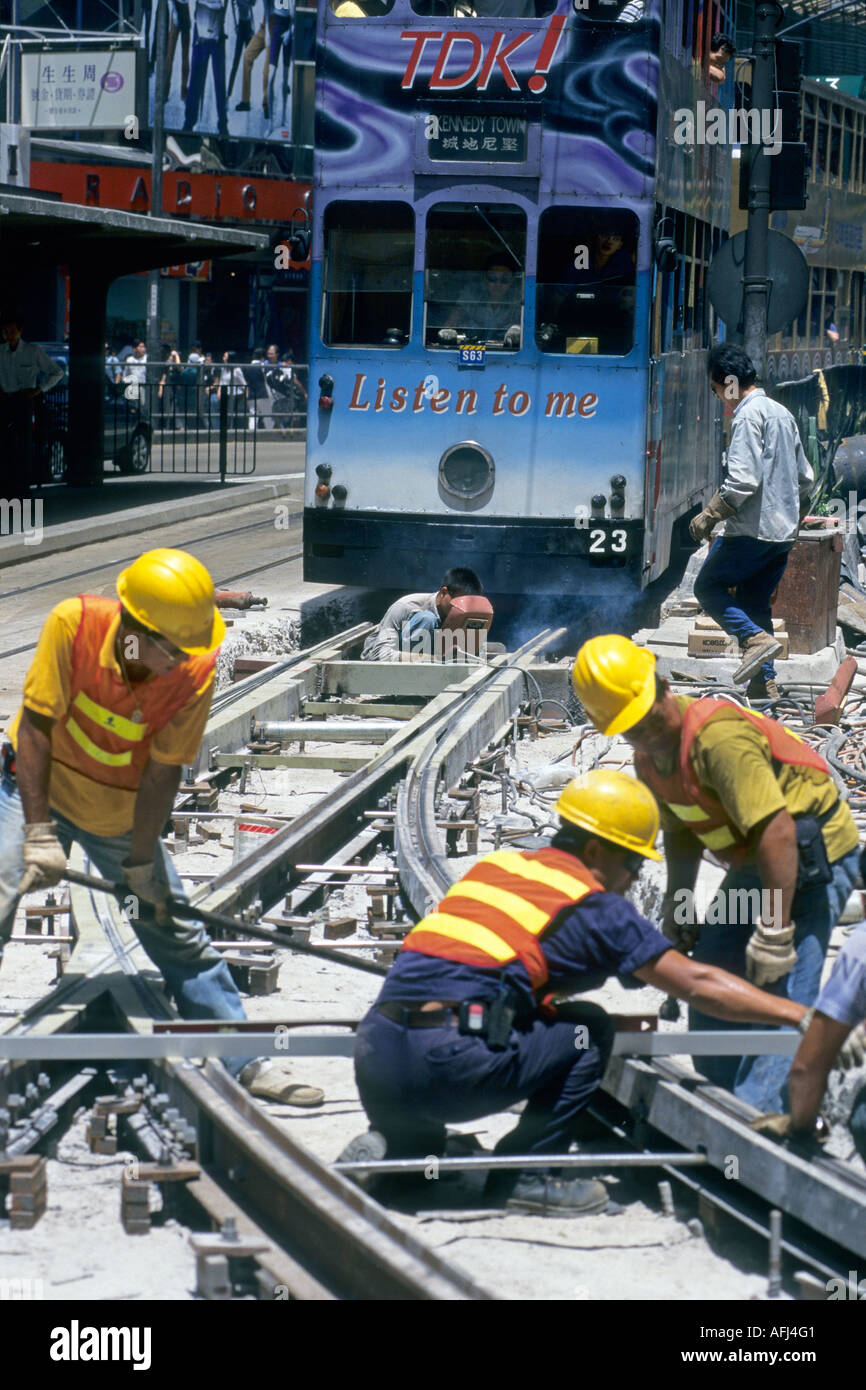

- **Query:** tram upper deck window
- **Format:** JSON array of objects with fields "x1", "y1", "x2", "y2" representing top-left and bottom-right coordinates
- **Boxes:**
[
  {"x1": 322, "y1": 202, "x2": 413, "y2": 348},
  {"x1": 425, "y1": 203, "x2": 526, "y2": 351},
  {"x1": 535, "y1": 207, "x2": 638, "y2": 355},
  {"x1": 330, "y1": 0, "x2": 394, "y2": 14}
]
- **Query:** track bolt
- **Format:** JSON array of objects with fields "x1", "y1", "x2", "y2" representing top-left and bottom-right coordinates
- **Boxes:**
[
  {"x1": 37, "y1": 1073, "x2": 51, "y2": 1094},
  {"x1": 221, "y1": 1217, "x2": 239, "y2": 1242}
]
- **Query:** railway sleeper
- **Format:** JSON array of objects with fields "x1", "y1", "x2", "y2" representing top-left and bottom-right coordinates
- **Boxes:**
[{"x1": 1, "y1": 1154, "x2": 47, "y2": 1230}]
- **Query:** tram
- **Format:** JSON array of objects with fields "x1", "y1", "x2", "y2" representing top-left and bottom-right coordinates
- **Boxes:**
[{"x1": 303, "y1": 0, "x2": 733, "y2": 594}]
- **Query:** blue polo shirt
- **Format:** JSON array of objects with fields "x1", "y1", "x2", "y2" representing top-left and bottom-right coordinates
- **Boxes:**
[
  {"x1": 378, "y1": 893, "x2": 670, "y2": 1014},
  {"x1": 816, "y1": 927, "x2": 866, "y2": 1027}
]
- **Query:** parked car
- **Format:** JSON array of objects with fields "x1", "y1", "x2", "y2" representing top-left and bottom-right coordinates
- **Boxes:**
[{"x1": 35, "y1": 345, "x2": 152, "y2": 481}]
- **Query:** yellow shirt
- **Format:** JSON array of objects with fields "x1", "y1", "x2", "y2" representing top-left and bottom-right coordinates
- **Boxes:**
[
  {"x1": 7, "y1": 598, "x2": 214, "y2": 836},
  {"x1": 651, "y1": 696, "x2": 858, "y2": 865}
]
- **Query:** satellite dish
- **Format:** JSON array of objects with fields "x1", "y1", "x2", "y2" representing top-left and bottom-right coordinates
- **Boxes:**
[{"x1": 707, "y1": 230, "x2": 809, "y2": 335}]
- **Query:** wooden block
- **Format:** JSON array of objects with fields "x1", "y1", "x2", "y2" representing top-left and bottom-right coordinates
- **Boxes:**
[{"x1": 322, "y1": 916, "x2": 356, "y2": 940}]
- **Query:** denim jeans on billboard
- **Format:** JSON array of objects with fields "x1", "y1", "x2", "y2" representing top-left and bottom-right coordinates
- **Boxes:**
[
  {"x1": 693, "y1": 536, "x2": 793, "y2": 682},
  {"x1": 0, "y1": 775, "x2": 250, "y2": 1076},
  {"x1": 689, "y1": 848, "x2": 861, "y2": 1113}
]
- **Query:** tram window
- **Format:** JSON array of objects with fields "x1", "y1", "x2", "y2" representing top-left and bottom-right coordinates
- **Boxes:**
[
  {"x1": 424, "y1": 203, "x2": 526, "y2": 351},
  {"x1": 535, "y1": 207, "x2": 638, "y2": 356},
  {"x1": 329, "y1": 0, "x2": 394, "y2": 14},
  {"x1": 322, "y1": 202, "x2": 413, "y2": 348}
]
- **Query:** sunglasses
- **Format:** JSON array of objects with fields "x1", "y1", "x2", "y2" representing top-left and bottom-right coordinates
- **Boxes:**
[
  {"x1": 622, "y1": 851, "x2": 645, "y2": 877},
  {"x1": 143, "y1": 630, "x2": 186, "y2": 662},
  {"x1": 486, "y1": 272, "x2": 512, "y2": 284}
]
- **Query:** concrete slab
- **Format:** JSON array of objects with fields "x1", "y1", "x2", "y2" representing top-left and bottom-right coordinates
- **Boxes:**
[{"x1": 634, "y1": 614, "x2": 847, "y2": 686}]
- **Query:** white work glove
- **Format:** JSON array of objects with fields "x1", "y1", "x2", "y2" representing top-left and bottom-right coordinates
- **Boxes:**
[
  {"x1": 18, "y1": 822, "x2": 67, "y2": 895},
  {"x1": 503, "y1": 324, "x2": 521, "y2": 349},
  {"x1": 745, "y1": 919, "x2": 798, "y2": 987},
  {"x1": 122, "y1": 861, "x2": 174, "y2": 927},
  {"x1": 660, "y1": 893, "x2": 700, "y2": 953},
  {"x1": 838, "y1": 1020, "x2": 866, "y2": 1071},
  {"x1": 437, "y1": 328, "x2": 459, "y2": 344}
]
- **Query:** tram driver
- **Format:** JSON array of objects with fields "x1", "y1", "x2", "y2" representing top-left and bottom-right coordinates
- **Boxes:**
[
  {"x1": 435, "y1": 253, "x2": 524, "y2": 350},
  {"x1": 536, "y1": 216, "x2": 637, "y2": 356}
]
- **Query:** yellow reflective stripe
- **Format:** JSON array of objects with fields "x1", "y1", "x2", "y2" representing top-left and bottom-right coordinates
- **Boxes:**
[
  {"x1": 73, "y1": 691, "x2": 147, "y2": 742},
  {"x1": 445, "y1": 879, "x2": 550, "y2": 934},
  {"x1": 412, "y1": 913, "x2": 513, "y2": 963},
  {"x1": 667, "y1": 802, "x2": 710, "y2": 824},
  {"x1": 480, "y1": 850, "x2": 593, "y2": 902},
  {"x1": 699, "y1": 825, "x2": 738, "y2": 849},
  {"x1": 66, "y1": 717, "x2": 133, "y2": 767}
]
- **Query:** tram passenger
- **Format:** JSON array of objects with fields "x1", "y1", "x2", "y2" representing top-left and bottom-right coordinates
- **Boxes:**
[
  {"x1": 752, "y1": 919, "x2": 866, "y2": 1154},
  {"x1": 436, "y1": 253, "x2": 523, "y2": 349},
  {"x1": 572, "y1": 634, "x2": 860, "y2": 1116},
  {"x1": 341, "y1": 771, "x2": 810, "y2": 1215},
  {"x1": 536, "y1": 219, "x2": 636, "y2": 355},
  {"x1": 0, "y1": 550, "x2": 324, "y2": 1108},
  {"x1": 361, "y1": 567, "x2": 491, "y2": 661}
]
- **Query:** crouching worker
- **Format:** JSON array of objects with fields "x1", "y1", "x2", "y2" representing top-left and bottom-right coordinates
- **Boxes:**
[
  {"x1": 360, "y1": 567, "x2": 492, "y2": 662},
  {"x1": 344, "y1": 770, "x2": 809, "y2": 1215},
  {"x1": 0, "y1": 548, "x2": 322, "y2": 1107}
]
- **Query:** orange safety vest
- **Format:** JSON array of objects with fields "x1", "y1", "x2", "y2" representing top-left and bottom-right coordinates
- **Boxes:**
[
  {"x1": 400, "y1": 847, "x2": 603, "y2": 993},
  {"x1": 635, "y1": 697, "x2": 832, "y2": 867},
  {"x1": 50, "y1": 595, "x2": 217, "y2": 792}
]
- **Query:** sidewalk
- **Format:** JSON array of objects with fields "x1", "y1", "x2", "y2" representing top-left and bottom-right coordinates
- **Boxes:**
[{"x1": 0, "y1": 473, "x2": 301, "y2": 568}]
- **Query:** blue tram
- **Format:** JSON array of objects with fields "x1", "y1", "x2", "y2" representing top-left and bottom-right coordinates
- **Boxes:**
[{"x1": 304, "y1": 0, "x2": 733, "y2": 593}]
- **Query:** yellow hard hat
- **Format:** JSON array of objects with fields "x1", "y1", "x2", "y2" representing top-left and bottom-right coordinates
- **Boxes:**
[
  {"x1": 555, "y1": 769, "x2": 662, "y2": 861},
  {"x1": 572, "y1": 634, "x2": 657, "y2": 736},
  {"x1": 116, "y1": 549, "x2": 226, "y2": 655}
]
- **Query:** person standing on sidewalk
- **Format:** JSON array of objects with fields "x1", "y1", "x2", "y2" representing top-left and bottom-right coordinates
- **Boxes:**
[
  {"x1": 689, "y1": 344, "x2": 813, "y2": 701},
  {"x1": 0, "y1": 549, "x2": 323, "y2": 1108},
  {"x1": 0, "y1": 312, "x2": 64, "y2": 492}
]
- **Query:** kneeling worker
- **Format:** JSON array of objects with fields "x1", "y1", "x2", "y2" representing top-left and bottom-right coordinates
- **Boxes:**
[
  {"x1": 360, "y1": 566, "x2": 493, "y2": 661},
  {"x1": 346, "y1": 770, "x2": 808, "y2": 1215},
  {"x1": 572, "y1": 633, "x2": 860, "y2": 1115},
  {"x1": 0, "y1": 549, "x2": 321, "y2": 1106}
]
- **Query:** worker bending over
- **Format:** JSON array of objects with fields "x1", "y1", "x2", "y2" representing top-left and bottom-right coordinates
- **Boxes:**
[
  {"x1": 343, "y1": 771, "x2": 807, "y2": 1216},
  {"x1": 361, "y1": 566, "x2": 492, "y2": 661},
  {"x1": 0, "y1": 549, "x2": 321, "y2": 1107},
  {"x1": 573, "y1": 634, "x2": 860, "y2": 1115}
]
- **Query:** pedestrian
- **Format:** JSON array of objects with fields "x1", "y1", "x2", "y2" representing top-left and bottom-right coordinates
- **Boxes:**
[
  {"x1": 361, "y1": 567, "x2": 491, "y2": 661},
  {"x1": 0, "y1": 311, "x2": 65, "y2": 492},
  {"x1": 219, "y1": 349, "x2": 247, "y2": 426},
  {"x1": 243, "y1": 348, "x2": 269, "y2": 429},
  {"x1": 158, "y1": 348, "x2": 185, "y2": 431},
  {"x1": 202, "y1": 351, "x2": 221, "y2": 425},
  {"x1": 0, "y1": 549, "x2": 322, "y2": 1105},
  {"x1": 104, "y1": 342, "x2": 121, "y2": 390},
  {"x1": 572, "y1": 633, "x2": 861, "y2": 1115},
  {"x1": 689, "y1": 344, "x2": 814, "y2": 700},
  {"x1": 185, "y1": 342, "x2": 207, "y2": 427},
  {"x1": 184, "y1": 0, "x2": 229, "y2": 138},
  {"x1": 341, "y1": 770, "x2": 810, "y2": 1214}
]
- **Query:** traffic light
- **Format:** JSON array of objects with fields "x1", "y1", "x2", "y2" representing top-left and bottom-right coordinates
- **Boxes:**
[{"x1": 738, "y1": 34, "x2": 807, "y2": 212}]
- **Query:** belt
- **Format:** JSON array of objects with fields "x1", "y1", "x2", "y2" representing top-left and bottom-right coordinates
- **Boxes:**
[{"x1": 376, "y1": 1000, "x2": 461, "y2": 1030}]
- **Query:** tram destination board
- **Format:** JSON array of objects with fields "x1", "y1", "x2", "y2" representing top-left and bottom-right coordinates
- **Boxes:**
[{"x1": 424, "y1": 111, "x2": 529, "y2": 164}]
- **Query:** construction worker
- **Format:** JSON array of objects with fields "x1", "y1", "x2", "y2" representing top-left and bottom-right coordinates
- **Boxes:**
[
  {"x1": 572, "y1": 634, "x2": 860, "y2": 1115},
  {"x1": 360, "y1": 566, "x2": 492, "y2": 662},
  {"x1": 0, "y1": 549, "x2": 321, "y2": 1107},
  {"x1": 342, "y1": 770, "x2": 809, "y2": 1215}
]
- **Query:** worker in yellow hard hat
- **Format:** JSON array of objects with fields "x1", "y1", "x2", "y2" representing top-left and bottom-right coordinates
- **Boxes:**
[
  {"x1": 572, "y1": 633, "x2": 860, "y2": 1116},
  {"x1": 341, "y1": 769, "x2": 807, "y2": 1216},
  {"x1": 0, "y1": 549, "x2": 322, "y2": 1107}
]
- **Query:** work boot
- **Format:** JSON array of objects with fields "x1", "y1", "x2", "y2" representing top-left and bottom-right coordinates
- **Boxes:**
[
  {"x1": 746, "y1": 675, "x2": 780, "y2": 702},
  {"x1": 235, "y1": 100, "x2": 251, "y2": 111},
  {"x1": 733, "y1": 631, "x2": 783, "y2": 684},
  {"x1": 239, "y1": 1059, "x2": 324, "y2": 1107},
  {"x1": 502, "y1": 1172, "x2": 609, "y2": 1217}
]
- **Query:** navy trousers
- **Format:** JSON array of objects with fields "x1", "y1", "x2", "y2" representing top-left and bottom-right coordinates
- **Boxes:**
[
  {"x1": 693, "y1": 536, "x2": 793, "y2": 682},
  {"x1": 353, "y1": 1001, "x2": 614, "y2": 1159}
]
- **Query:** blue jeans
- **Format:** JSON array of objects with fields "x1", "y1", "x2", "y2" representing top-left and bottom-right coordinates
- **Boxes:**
[
  {"x1": 354, "y1": 1001, "x2": 614, "y2": 1160},
  {"x1": 689, "y1": 848, "x2": 861, "y2": 1112},
  {"x1": 0, "y1": 777, "x2": 250, "y2": 1076},
  {"x1": 693, "y1": 536, "x2": 793, "y2": 682}
]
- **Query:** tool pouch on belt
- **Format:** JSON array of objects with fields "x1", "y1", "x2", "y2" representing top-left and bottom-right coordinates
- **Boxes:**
[
  {"x1": 794, "y1": 813, "x2": 833, "y2": 890},
  {"x1": 458, "y1": 986, "x2": 517, "y2": 1050}
]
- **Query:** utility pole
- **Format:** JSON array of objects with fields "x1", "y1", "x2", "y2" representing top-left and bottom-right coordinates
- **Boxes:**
[
  {"x1": 146, "y1": 0, "x2": 169, "y2": 401},
  {"x1": 742, "y1": 0, "x2": 784, "y2": 378}
]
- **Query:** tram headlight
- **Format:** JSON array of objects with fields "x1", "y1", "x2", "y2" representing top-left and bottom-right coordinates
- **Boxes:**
[{"x1": 438, "y1": 442, "x2": 495, "y2": 509}]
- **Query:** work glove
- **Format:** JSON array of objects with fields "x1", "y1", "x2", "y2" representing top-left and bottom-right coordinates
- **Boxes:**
[
  {"x1": 122, "y1": 861, "x2": 174, "y2": 927},
  {"x1": 660, "y1": 893, "x2": 700, "y2": 953},
  {"x1": 745, "y1": 919, "x2": 797, "y2": 987},
  {"x1": 17, "y1": 823, "x2": 67, "y2": 895},
  {"x1": 503, "y1": 324, "x2": 521, "y2": 349},
  {"x1": 437, "y1": 328, "x2": 459, "y2": 344},
  {"x1": 689, "y1": 490, "x2": 736, "y2": 544},
  {"x1": 750, "y1": 1111, "x2": 829, "y2": 1147},
  {"x1": 838, "y1": 1020, "x2": 866, "y2": 1071}
]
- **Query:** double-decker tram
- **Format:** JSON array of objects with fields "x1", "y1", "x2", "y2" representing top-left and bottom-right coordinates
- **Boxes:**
[{"x1": 304, "y1": 0, "x2": 733, "y2": 595}]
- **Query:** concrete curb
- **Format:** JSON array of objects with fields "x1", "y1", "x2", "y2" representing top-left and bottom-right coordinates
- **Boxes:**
[{"x1": 0, "y1": 478, "x2": 297, "y2": 568}]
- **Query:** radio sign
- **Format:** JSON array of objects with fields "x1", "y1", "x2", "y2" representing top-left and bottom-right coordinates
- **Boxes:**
[{"x1": 424, "y1": 111, "x2": 528, "y2": 162}]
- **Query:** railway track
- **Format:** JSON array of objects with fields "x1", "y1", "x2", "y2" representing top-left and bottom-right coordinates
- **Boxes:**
[{"x1": 2, "y1": 621, "x2": 866, "y2": 1301}]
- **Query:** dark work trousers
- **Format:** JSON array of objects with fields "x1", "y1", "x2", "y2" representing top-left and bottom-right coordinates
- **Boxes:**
[
  {"x1": 0, "y1": 393, "x2": 35, "y2": 494},
  {"x1": 693, "y1": 536, "x2": 793, "y2": 683},
  {"x1": 354, "y1": 1001, "x2": 614, "y2": 1170}
]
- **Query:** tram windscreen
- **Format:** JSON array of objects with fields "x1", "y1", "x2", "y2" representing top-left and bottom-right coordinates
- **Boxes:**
[
  {"x1": 322, "y1": 202, "x2": 414, "y2": 348},
  {"x1": 424, "y1": 203, "x2": 526, "y2": 351},
  {"x1": 535, "y1": 207, "x2": 639, "y2": 356}
]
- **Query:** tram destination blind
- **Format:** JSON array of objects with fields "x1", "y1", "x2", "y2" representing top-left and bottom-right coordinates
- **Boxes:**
[{"x1": 424, "y1": 111, "x2": 528, "y2": 163}]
